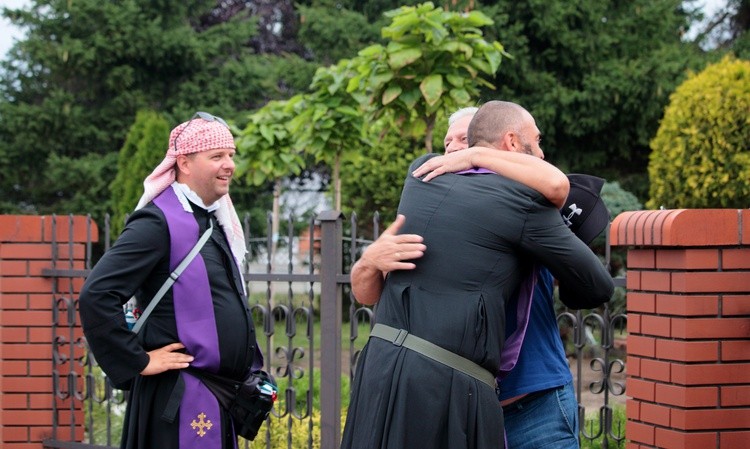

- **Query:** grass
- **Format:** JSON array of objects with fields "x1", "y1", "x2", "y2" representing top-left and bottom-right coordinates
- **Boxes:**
[{"x1": 580, "y1": 404, "x2": 627, "y2": 449}]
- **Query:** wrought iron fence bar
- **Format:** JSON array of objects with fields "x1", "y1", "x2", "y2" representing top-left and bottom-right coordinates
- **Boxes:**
[
  {"x1": 50, "y1": 215, "x2": 61, "y2": 442},
  {"x1": 65, "y1": 215, "x2": 82, "y2": 440},
  {"x1": 305, "y1": 216, "x2": 317, "y2": 449},
  {"x1": 43, "y1": 269, "x2": 91, "y2": 278},
  {"x1": 243, "y1": 273, "x2": 318, "y2": 282},
  {"x1": 318, "y1": 211, "x2": 343, "y2": 449},
  {"x1": 243, "y1": 273, "x2": 352, "y2": 283}
]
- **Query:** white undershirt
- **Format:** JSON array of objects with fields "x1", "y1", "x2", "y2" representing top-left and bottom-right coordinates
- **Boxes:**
[{"x1": 172, "y1": 182, "x2": 219, "y2": 213}]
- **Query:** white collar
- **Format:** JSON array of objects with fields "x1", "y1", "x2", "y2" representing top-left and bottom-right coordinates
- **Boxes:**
[{"x1": 172, "y1": 182, "x2": 220, "y2": 213}]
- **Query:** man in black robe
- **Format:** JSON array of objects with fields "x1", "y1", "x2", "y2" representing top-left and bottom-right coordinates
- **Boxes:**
[
  {"x1": 341, "y1": 101, "x2": 614, "y2": 448},
  {"x1": 79, "y1": 113, "x2": 259, "y2": 449}
]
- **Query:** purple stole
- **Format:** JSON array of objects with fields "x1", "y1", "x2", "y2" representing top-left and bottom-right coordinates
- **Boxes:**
[
  {"x1": 455, "y1": 167, "x2": 495, "y2": 175},
  {"x1": 496, "y1": 268, "x2": 537, "y2": 380},
  {"x1": 153, "y1": 186, "x2": 226, "y2": 449}
]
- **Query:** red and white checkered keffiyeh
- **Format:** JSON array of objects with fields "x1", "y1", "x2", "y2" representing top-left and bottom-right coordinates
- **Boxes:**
[{"x1": 135, "y1": 118, "x2": 247, "y2": 267}]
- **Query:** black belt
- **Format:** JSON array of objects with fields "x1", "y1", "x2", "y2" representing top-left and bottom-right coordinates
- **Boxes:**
[
  {"x1": 369, "y1": 323, "x2": 497, "y2": 390},
  {"x1": 502, "y1": 386, "x2": 557, "y2": 411}
]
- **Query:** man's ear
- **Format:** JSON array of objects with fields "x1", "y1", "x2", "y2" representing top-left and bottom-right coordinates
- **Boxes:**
[
  {"x1": 500, "y1": 132, "x2": 517, "y2": 152},
  {"x1": 175, "y1": 154, "x2": 191, "y2": 178}
]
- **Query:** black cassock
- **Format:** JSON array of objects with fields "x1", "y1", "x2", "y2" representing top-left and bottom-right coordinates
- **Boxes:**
[
  {"x1": 341, "y1": 154, "x2": 613, "y2": 449},
  {"x1": 80, "y1": 203, "x2": 257, "y2": 449}
]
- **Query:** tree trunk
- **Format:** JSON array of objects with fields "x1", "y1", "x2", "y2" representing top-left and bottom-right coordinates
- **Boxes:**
[
  {"x1": 272, "y1": 178, "x2": 281, "y2": 261},
  {"x1": 268, "y1": 178, "x2": 281, "y2": 306},
  {"x1": 334, "y1": 152, "x2": 342, "y2": 211},
  {"x1": 424, "y1": 113, "x2": 436, "y2": 153}
]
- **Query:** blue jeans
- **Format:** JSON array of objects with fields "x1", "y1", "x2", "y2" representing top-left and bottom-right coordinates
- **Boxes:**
[{"x1": 502, "y1": 381, "x2": 579, "y2": 449}]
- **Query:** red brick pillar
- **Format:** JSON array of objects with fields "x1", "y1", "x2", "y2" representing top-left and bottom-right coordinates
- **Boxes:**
[
  {"x1": 0, "y1": 215, "x2": 96, "y2": 448},
  {"x1": 611, "y1": 209, "x2": 750, "y2": 449}
]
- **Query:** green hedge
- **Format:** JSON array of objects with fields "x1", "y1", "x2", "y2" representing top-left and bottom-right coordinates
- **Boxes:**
[{"x1": 648, "y1": 56, "x2": 750, "y2": 209}]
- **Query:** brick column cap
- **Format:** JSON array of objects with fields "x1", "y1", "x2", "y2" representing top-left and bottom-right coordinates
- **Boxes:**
[
  {"x1": 0, "y1": 215, "x2": 98, "y2": 243},
  {"x1": 611, "y1": 209, "x2": 750, "y2": 247}
]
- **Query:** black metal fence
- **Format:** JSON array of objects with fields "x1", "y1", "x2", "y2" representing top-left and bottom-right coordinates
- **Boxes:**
[{"x1": 44, "y1": 211, "x2": 626, "y2": 449}]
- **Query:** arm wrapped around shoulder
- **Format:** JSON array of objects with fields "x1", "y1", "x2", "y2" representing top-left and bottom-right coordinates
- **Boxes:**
[
  {"x1": 557, "y1": 262, "x2": 614, "y2": 310},
  {"x1": 521, "y1": 202, "x2": 614, "y2": 310},
  {"x1": 548, "y1": 231, "x2": 614, "y2": 310}
]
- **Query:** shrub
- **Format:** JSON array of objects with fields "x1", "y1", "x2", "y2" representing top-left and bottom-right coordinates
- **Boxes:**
[
  {"x1": 109, "y1": 110, "x2": 171, "y2": 235},
  {"x1": 647, "y1": 56, "x2": 750, "y2": 209},
  {"x1": 244, "y1": 370, "x2": 351, "y2": 449}
]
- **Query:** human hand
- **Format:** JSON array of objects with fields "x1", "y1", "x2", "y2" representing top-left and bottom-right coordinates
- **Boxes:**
[
  {"x1": 412, "y1": 148, "x2": 481, "y2": 182},
  {"x1": 140, "y1": 342, "x2": 194, "y2": 376},
  {"x1": 359, "y1": 215, "x2": 425, "y2": 273}
]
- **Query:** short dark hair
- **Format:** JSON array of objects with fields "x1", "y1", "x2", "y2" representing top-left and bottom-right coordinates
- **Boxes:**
[{"x1": 467, "y1": 101, "x2": 528, "y2": 147}]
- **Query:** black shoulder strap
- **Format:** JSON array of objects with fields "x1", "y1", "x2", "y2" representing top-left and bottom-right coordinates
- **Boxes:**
[{"x1": 131, "y1": 221, "x2": 213, "y2": 334}]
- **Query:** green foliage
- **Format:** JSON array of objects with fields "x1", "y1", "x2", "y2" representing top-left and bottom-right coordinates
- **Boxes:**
[
  {"x1": 341, "y1": 121, "x2": 423, "y2": 227},
  {"x1": 647, "y1": 56, "x2": 750, "y2": 209},
  {"x1": 109, "y1": 110, "x2": 171, "y2": 235},
  {"x1": 347, "y1": 2, "x2": 508, "y2": 151},
  {"x1": 480, "y1": 0, "x2": 707, "y2": 201},
  {"x1": 732, "y1": 32, "x2": 750, "y2": 59},
  {"x1": 600, "y1": 181, "x2": 642, "y2": 279},
  {"x1": 291, "y1": 61, "x2": 369, "y2": 163},
  {"x1": 85, "y1": 366, "x2": 126, "y2": 445},
  {"x1": 289, "y1": 60, "x2": 371, "y2": 209},
  {"x1": 0, "y1": 0, "x2": 735, "y2": 232},
  {"x1": 346, "y1": 0, "x2": 422, "y2": 22},
  {"x1": 43, "y1": 151, "x2": 119, "y2": 222},
  {"x1": 245, "y1": 369, "x2": 351, "y2": 448},
  {"x1": 168, "y1": 53, "x2": 319, "y2": 119},
  {"x1": 0, "y1": 0, "x2": 315, "y2": 218},
  {"x1": 245, "y1": 412, "x2": 322, "y2": 449},
  {"x1": 246, "y1": 406, "x2": 348, "y2": 449},
  {"x1": 297, "y1": 5, "x2": 381, "y2": 65},
  {"x1": 601, "y1": 181, "x2": 643, "y2": 219},
  {"x1": 335, "y1": 2, "x2": 508, "y2": 216},
  {"x1": 235, "y1": 99, "x2": 307, "y2": 187},
  {"x1": 234, "y1": 1, "x2": 507, "y2": 213},
  {"x1": 580, "y1": 404, "x2": 626, "y2": 449}
]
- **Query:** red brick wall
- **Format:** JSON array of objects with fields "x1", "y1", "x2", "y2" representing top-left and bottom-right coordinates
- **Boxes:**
[
  {"x1": 612, "y1": 209, "x2": 750, "y2": 449},
  {"x1": 0, "y1": 215, "x2": 96, "y2": 448}
]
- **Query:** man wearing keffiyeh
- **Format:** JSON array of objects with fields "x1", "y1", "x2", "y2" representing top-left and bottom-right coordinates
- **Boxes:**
[{"x1": 80, "y1": 112, "x2": 261, "y2": 449}]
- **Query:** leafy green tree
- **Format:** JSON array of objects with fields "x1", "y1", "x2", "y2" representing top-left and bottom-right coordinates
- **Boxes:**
[
  {"x1": 479, "y1": 0, "x2": 706, "y2": 200},
  {"x1": 236, "y1": 100, "x2": 307, "y2": 187},
  {"x1": 647, "y1": 56, "x2": 750, "y2": 209},
  {"x1": 336, "y1": 2, "x2": 507, "y2": 224},
  {"x1": 235, "y1": 99, "x2": 308, "y2": 253},
  {"x1": 0, "y1": 0, "x2": 730, "y2": 228},
  {"x1": 289, "y1": 60, "x2": 370, "y2": 210},
  {"x1": 109, "y1": 110, "x2": 171, "y2": 235},
  {"x1": 297, "y1": 4, "x2": 381, "y2": 65},
  {"x1": 0, "y1": 0, "x2": 313, "y2": 219},
  {"x1": 341, "y1": 120, "x2": 418, "y2": 227},
  {"x1": 42, "y1": 151, "x2": 119, "y2": 223},
  {"x1": 348, "y1": 2, "x2": 508, "y2": 152}
]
